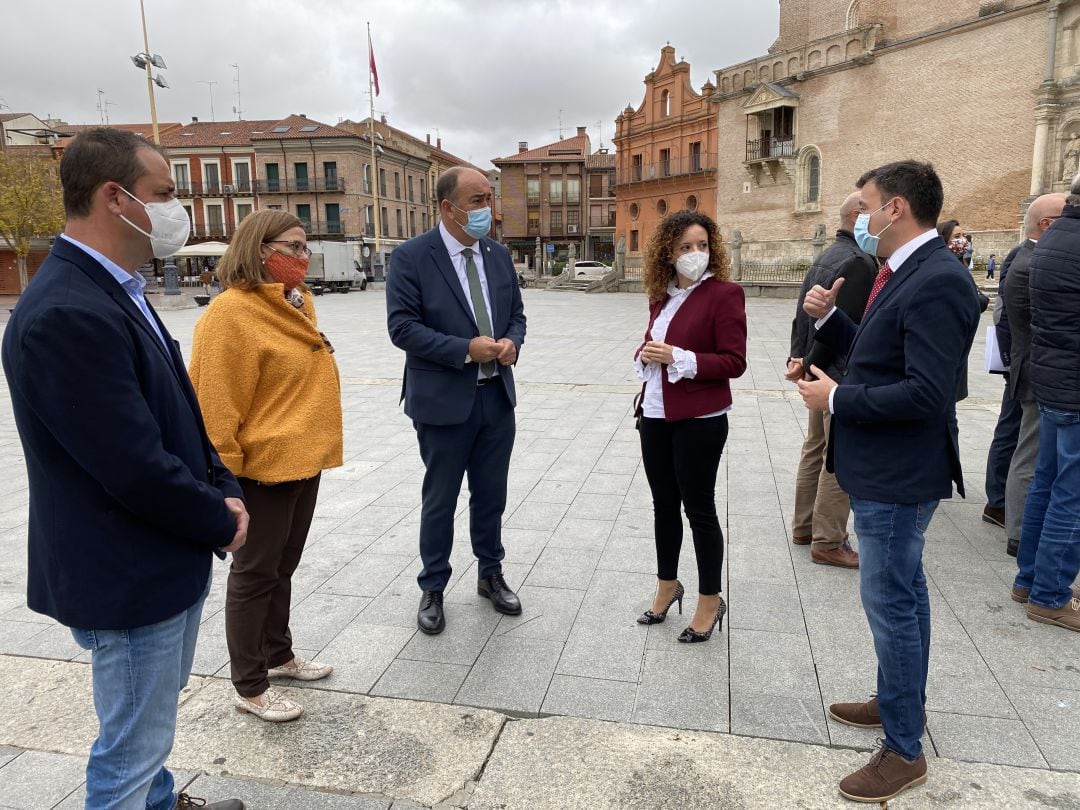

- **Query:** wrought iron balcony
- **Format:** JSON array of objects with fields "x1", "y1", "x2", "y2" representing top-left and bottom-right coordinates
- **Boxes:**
[
  {"x1": 615, "y1": 153, "x2": 718, "y2": 186},
  {"x1": 745, "y1": 138, "x2": 796, "y2": 162}
]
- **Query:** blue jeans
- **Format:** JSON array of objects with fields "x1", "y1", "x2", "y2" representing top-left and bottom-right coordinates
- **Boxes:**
[
  {"x1": 1015, "y1": 406, "x2": 1080, "y2": 608},
  {"x1": 850, "y1": 497, "x2": 939, "y2": 761},
  {"x1": 71, "y1": 581, "x2": 209, "y2": 810}
]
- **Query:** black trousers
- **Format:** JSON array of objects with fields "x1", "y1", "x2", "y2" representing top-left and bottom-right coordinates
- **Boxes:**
[
  {"x1": 639, "y1": 414, "x2": 729, "y2": 595},
  {"x1": 226, "y1": 473, "x2": 320, "y2": 697}
]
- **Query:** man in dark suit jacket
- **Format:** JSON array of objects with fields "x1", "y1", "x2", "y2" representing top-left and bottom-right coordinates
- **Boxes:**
[
  {"x1": 1002, "y1": 193, "x2": 1067, "y2": 556},
  {"x1": 786, "y1": 191, "x2": 876, "y2": 568},
  {"x1": 798, "y1": 161, "x2": 980, "y2": 804},
  {"x1": 1, "y1": 129, "x2": 247, "y2": 810},
  {"x1": 386, "y1": 167, "x2": 527, "y2": 635}
]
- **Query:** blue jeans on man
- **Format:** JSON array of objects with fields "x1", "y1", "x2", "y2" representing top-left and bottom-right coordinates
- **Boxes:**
[
  {"x1": 851, "y1": 497, "x2": 939, "y2": 761},
  {"x1": 1015, "y1": 406, "x2": 1080, "y2": 608},
  {"x1": 70, "y1": 582, "x2": 209, "y2": 810}
]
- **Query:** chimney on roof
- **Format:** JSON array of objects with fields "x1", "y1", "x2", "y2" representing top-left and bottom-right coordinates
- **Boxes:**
[
  {"x1": 518, "y1": 141, "x2": 528, "y2": 153},
  {"x1": 437, "y1": 137, "x2": 442, "y2": 149},
  {"x1": 380, "y1": 115, "x2": 387, "y2": 124},
  {"x1": 299, "y1": 113, "x2": 306, "y2": 118},
  {"x1": 191, "y1": 116, "x2": 198, "y2": 123},
  {"x1": 577, "y1": 126, "x2": 586, "y2": 136},
  {"x1": 426, "y1": 133, "x2": 431, "y2": 145}
]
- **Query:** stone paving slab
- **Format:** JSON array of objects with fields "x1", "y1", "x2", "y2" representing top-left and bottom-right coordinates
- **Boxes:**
[{"x1": 1, "y1": 291, "x2": 1079, "y2": 777}]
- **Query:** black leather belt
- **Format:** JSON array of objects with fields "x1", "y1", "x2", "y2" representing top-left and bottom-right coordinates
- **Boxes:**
[{"x1": 477, "y1": 377, "x2": 498, "y2": 386}]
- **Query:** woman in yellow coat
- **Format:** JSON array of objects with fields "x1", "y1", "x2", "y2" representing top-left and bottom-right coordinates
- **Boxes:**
[{"x1": 190, "y1": 210, "x2": 343, "y2": 722}]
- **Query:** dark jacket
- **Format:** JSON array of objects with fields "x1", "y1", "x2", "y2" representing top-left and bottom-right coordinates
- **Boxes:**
[
  {"x1": 635, "y1": 278, "x2": 748, "y2": 421},
  {"x1": 1029, "y1": 205, "x2": 1080, "y2": 411},
  {"x1": 816, "y1": 238, "x2": 980, "y2": 503},
  {"x1": 1002, "y1": 240, "x2": 1037, "y2": 402},
  {"x1": 790, "y1": 230, "x2": 877, "y2": 382},
  {"x1": 994, "y1": 242, "x2": 1024, "y2": 367},
  {"x1": 386, "y1": 226, "x2": 526, "y2": 426},
  {"x1": 1, "y1": 238, "x2": 242, "y2": 630}
]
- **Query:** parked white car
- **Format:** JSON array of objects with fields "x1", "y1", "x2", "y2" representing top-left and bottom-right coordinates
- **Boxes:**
[{"x1": 573, "y1": 260, "x2": 611, "y2": 278}]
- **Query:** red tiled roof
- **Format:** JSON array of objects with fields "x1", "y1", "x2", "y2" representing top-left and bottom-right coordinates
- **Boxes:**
[
  {"x1": 585, "y1": 152, "x2": 616, "y2": 169},
  {"x1": 493, "y1": 134, "x2": 590, "y2": 164},
  {"x1": 250, "y1": 115, "x2": 355, "y2": 140},
  {"x1": 160, "y1": 120, "x2": 278, "y2": 148}
]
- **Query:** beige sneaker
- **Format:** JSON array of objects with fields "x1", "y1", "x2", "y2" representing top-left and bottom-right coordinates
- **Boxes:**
[
  {"x1": 1027, "y1": 597, "x2": 1080, "y2": 631},
  {"x1": 234, "y1": 688, "x2": 303, "y2": 722},
  {"x1": 267, "y1": 656, "x2": 333, "y2": 681}
]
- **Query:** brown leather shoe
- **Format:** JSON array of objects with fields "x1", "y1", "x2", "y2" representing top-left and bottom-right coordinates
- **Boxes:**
[
  {"x1": 838, "y1": 747, "x2": 927, "y2": 803},
  {"x1": 829, "y1": 696, "x2": 882, "y2": 728},
  {"x1": 1027, "y1": 596, "x2": 1080, "y2": 631},
  {"x1": 1012, "y1": 584, "x2": 1080, "y2": 604},
  {"x1": 792, "y1": 533, "x2": 812, "y2": 546},
  {"x1": 981, "y1": 504, "x2": 1006, "y2": 528},
  {"x1": 811, "y1": 539, "x2": 859, "y2": 569}
]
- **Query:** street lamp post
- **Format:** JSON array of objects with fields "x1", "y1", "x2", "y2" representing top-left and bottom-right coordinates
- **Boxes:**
[{"x1": 131, "y1": 0, "x2": 168, "y2": 144}]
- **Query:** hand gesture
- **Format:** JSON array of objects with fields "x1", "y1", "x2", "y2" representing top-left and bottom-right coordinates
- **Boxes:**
[
  {"x1": 784, "y1": 358, "x2": 805, "y2": 382},
  {"x1": 496, "y1": 338, "x2": 518, "y2": 366},
  {"x1": 468, "y1": 336, "x2": 501, "y2": 362},
  {"x1": 796, "y1": 364, "x2": 838, "y2": 411},
  {"x1": 803, "y1": 277, "x2": 845, "y2": 320},
  {"x1": 219, "y1": 497, "x2": 249, "y2": 553},
  {"x1": 640, "y1": 341, "x2": 675, "y2": 365}
]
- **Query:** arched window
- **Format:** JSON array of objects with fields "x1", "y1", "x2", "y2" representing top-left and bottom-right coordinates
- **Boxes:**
[
  {"x1": 846, "y1": 0, "x2": 860, "y2": 30},
  {"x1": 657, "y1": 199, "x2": 668, "y2": 216},
  {"x1": 660, "y1": 90, "x2": 670, "y2": 117},
  {"x1": 797, "y1": 146, "x2": 822, "y2": 211}
]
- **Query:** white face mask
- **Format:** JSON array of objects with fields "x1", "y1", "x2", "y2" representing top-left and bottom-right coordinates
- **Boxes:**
[
  {"x1": 118, "y1": 187, "x2": 191, "y2": 258},
  {"x1": 675, "y1": 251, "x2": 710, "y2": 282}
]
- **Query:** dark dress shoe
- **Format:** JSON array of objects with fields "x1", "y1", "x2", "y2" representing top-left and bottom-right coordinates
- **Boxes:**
[
  {"x1": 478, "y1": 573, "x2": 522, "y2": 615},
  {"x1": 176, "y1": 795, "x2": 244, "y2": 809},
  {"x1": 417, "y1": 590, "x2": 445, "y2": 635}
]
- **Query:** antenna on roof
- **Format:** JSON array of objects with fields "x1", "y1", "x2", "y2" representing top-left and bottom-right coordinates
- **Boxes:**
[
  {"x1": 596, "y1": 119, "x2": 604, "y2": 150},
  {"x1": 231, "y1": 64, "x2": 243, "y2": 120}
]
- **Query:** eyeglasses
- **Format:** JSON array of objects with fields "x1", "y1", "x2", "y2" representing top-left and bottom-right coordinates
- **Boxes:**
[{"x1": 265, "y1": 240, "x2": 312, "y2": 258}]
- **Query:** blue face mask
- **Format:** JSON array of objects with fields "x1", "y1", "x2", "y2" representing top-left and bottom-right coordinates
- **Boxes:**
[
  {"x1": 853, "y1": 198, "x2": 895, "y2": 256},
  {"x1": 452, "y1": 202, "x2": 492, "y2": 240}
]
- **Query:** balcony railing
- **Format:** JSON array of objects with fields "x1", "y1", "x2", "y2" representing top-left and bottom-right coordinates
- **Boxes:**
[
  {"x1": 527, "y1": 223, "x2": 540, "y2": 235},
  {"x1": 589, "y1": 214, "x2": 617, "y2": 228},
  {"x1": 616, "y1": 153, "x2": 718, "y2": 186},
  {"x1": 175, "y1": 181, "x2": 254, "y2": 197},
  {"x1": 526, "y1": 195, "x2": 541, "y2": 206},
  {"x1": 193, "y1": 224, "x2": 226, "y2": 238},
  {"x1": 324, "y1": 222, "x2": 343, "y2": 235},
  {"x1": 254, "y1": 178, "x2": 348, "y2": 194},
  {"x1": 364, "y1": 223, "x2": 375, "y2": 237},
  {"x1": 548, "y1": 224, "x2": 563, "y2": 235},
  {"x1": 745, "y1": 138, "x2": 796, "y2": 162}
]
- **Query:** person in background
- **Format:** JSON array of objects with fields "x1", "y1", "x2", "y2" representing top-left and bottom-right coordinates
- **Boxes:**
[
  {"x1": 634, "y1": 210, "x2": 747, "y2": 642},
  {"x1": 986, "y1": 254, "x2": 997, "y2": 280},
  {"x1": 786, "y1": 191, "x2": 876, "y2": 569},
  {"x1": 190, "y1": 209, "x2": 343, "y2": 722}
]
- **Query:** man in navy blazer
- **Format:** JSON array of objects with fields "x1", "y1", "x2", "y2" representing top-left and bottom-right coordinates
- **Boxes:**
[
  {"x1": 798, "y1": 161, "x2": 979, "y2": 803},
  {"x1": 1, "y1": 129, "x2": 247, "y2": 810},
  {"x1": 387, "y1": 167, "x2": 526, "y2": 635}
]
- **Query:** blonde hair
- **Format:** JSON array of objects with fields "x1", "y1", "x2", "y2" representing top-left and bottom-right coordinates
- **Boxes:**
[
  {"x1": 216, "y1": 209, "x2": 305, "y2": 290},
  {"x1": 642, "y1": 210, "x2": 730, "y2": 303}
]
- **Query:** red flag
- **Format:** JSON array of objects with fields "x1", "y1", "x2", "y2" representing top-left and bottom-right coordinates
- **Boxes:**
[{"x1": 369, "y1": 34, "x2": 380, "y2": 97}]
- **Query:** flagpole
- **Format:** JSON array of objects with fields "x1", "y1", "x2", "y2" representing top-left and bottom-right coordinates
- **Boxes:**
[{"x1": 368, "y1": 22, "x2": 382, "y2": 258}]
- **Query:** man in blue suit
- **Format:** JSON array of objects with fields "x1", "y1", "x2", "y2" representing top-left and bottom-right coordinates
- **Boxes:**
[
  {"x1": 387, "y1": 166, "x2": 527, "y2": 635},
  {"x1": 798, "y1": 161, "x2": 979, "y2": 803},
  {"x1": 2, "y1": 128, "x2": 248, "y2": 810}
]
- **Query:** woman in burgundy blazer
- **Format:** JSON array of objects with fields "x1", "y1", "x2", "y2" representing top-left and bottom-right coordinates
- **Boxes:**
[{"x1": 633, "y1": 211, "x2": 747, "y2": 642}]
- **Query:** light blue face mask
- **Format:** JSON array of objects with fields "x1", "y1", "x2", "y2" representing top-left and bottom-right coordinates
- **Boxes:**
[
  {"x1": 452, "y1": 202, "x2": 493, "y2": 240},
  {"x1": 853, "y1": 198, "x2": 896, "y2": 256}
]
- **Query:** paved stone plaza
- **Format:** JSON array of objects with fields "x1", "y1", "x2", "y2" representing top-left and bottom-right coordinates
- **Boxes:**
[{"x1": 1, "y1": 289, "x2": 1080, "y2": 807}]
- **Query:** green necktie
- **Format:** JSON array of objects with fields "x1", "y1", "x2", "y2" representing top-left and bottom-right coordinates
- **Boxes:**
[{"x1": 462, "y1": 247, "x2": 496, "y2": 378}]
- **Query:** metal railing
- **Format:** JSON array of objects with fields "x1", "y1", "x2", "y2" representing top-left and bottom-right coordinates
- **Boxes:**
[
  {"x1": 589, "y1": 214, "x2": 617, "y2": 228},
  {"x1": 254, "y1": 178, "x2": 347, "y2": 194},
  {"x1": 745, "y1": 138, "x2": 796, "y2": 162},
  {"x1": 616, "y1": 153, "x2": 718, "y2": 186},
  {"x1": 175, "y1": 181, "x2": 254, "y2": 197},
  {"x1": 739, "y1": 260, "x2": 809, "y2": 283}
]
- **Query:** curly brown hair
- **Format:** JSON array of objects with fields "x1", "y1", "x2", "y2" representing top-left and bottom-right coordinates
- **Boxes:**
[{"x1": 642, "y1": 210, "x2": 730, "y2": 303}]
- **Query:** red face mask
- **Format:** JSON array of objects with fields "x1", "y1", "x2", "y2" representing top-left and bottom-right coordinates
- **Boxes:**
[{"x1": 264, "y1": 251, "x2": 308, "y2": 291}]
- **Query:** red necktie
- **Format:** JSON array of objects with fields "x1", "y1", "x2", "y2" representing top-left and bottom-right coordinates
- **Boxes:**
[{"x1": 863, "y1": 262, "x2": 893, "y2": 316}]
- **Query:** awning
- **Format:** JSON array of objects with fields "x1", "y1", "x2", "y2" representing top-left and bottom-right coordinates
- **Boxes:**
[{"x1": 173, "y1": 241, "x2": 230, "y2": 257}]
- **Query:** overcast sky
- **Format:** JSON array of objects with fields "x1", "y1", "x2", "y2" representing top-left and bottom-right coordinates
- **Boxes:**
[{"x1": 3, "y1": 1, "x2": 779, "y2": 169}]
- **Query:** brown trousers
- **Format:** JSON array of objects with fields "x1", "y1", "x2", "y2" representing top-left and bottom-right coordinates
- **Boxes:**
[
  {"x1": 792, "y1": 410, "x2": 849, "y2": 550},
  {"x1": 226, "y1": 474, "x2": 321, "y2": 698}
]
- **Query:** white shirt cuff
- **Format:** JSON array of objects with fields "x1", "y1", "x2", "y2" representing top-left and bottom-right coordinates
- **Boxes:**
[
  {"x1": 815, "y1": 306, "x2": 838, "y2": 330},
  {"x1": 668, "y1": 347, "x2": 697, "y2": 381},
  {"x1": 828, "y1": 386, "x2": 836, "y2": 414},
  {"x1": 633, "y1": 354, "x2": 647, "y2": 381}
]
